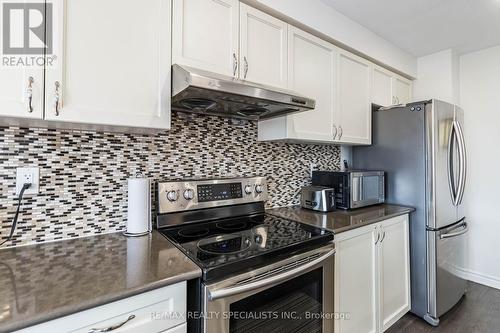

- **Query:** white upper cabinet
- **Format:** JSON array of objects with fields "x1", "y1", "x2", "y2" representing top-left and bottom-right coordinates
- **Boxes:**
[
  {"x1": 0, "y1": 68, "x2": 44, "y2": 121},
  {"x1": 372, "y1": 66, "x2": 393, "y2": 107},
  {"x1": 258, "y1": 30, "x2": 374, "y2": 145},
  {"x1": 286, "y1": 27, "x2": 337, "y2": 142},
  {"x1": 239, "y1": 3, "x2": 287, "y2": 88},
  {"x1": 45, "y1": 0, "x2": 171, "y2": 130},
  {"x1": 173, "y1": 0, "x2": 239, "y2": 77},
  {"x1": 258, "y1": 27, "x2": 337, "y2": 143},
  {"x1": 372, "y1": 65, "x2": 413, "y2": 107},
  {"x1": 393, "y1": 75, "x2": 412, "y2": 105},
  {"x1": 336, "y1": 50, "x2": 372, "y2": 145}
]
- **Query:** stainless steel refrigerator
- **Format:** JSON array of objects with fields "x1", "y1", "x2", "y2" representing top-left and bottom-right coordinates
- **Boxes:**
[{"x1": 353, "y1": 99, "x2": 468, "y2": 326}]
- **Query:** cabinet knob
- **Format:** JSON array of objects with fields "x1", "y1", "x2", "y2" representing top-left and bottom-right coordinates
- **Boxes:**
[
  {"x1": 54, "y1": 81, "x2": 61, "y2": 116},
  {"x1": 26, "y1": 76, "x2": 34, "y2": 113}
]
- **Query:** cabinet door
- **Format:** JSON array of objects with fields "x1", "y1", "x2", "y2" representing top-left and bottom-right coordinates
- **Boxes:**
[
  {"x1": 161, "y1": 323, "x2": 187, "y2": 333},
  {"x1": 239, "y1": 4, "x2": 287, "y2": 88},
  {"x1": 372, "y1": 66, "x2": 393, "y2": 107},
  {"x1": 287, "y1": 27, "x2": 336, "y2": 142},
  {"x1": 393, "y1": 76, "x2": 412, "y2": 105},
  {"x1": 336, "y1": 50, "x2": 372, "y2": 145},
  {"x1": 45, "y1": 0, "x2": 171, "y2": 130},
  {"x1": 173, "y1": 0, "x2": 239, "y2": 77},
  {"x1": 379, "y1": 215, "x2": 411, "y2": 331},
  {"x1": 17, "y1": 282, "x2": 186, "y2": 333},
  {"x1": 0, "y1": 68, "x2": 44, "y2": 121},
  {"x1": 335, "y1": 225, "x2": 379, "y2": 333}
]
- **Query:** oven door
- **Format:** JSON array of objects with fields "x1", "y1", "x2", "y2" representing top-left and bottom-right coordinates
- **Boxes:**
[
  {"x1": 351, "y1": 172, "x2": 385, "y2": 209},
  {"x1": 202, "y1": 245, "x2": 334, "y2": 333}
]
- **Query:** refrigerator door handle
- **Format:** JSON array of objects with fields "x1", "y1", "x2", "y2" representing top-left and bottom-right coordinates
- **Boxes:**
[
  {"x1": 440, "y1": 221, "x2": 468, "y2": 239},
  {"x1": 447, "y1": 122, "x2": 459, "y2": 205},
  {"x1": 455, "y1": 120, "x2": 467, "y2": 205}
]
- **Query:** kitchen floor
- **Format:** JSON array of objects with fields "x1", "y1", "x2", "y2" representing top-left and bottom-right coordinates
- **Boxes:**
[{"x1": 387, "y1": 282, "x2": 500, "y2": 333}]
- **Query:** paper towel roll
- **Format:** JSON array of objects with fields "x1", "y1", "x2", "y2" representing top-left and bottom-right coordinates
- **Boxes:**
[{"x1": 126, "y1": 176, "x2": 151, "y2": 235}]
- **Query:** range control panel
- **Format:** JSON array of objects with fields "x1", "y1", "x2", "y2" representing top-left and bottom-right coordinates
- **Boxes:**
[
  {"x1": 197, "y1": 183, "x2": 243, "y2": 202},
  {"x1": 158, "y1": 177, "x2": 268, "y2": 214}
]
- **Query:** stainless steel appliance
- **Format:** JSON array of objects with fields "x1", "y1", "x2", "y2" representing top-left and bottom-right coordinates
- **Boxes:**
[
  {"x1": 301, "y1": 186, "x2": 336, "y2": 212},
  {"x1": 171, "y1": 64, "x2": 315, "y2": 120},
  {"x1": 312, "y1": 170, "x2": 385, "y2": 210},
  {"x1": 352, "y1": 100, "x2": 468, "y2": 326},
  {"x1": 156, "y1": 177, "x2": 334, "y2": 333}
]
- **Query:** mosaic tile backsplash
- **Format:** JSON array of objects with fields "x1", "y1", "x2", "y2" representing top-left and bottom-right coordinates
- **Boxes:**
[{"x1": 0, "y1": 112, "x2": 340, "y2": 247}]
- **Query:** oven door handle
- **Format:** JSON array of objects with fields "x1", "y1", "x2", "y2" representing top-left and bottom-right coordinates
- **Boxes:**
[{"x1": 208, "y1": 249, "x2": 335, "y2": 301}]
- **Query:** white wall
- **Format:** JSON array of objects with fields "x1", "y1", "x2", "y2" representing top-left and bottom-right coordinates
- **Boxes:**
[
  {"x1": 413, "y1": 49, "x2": 460, "y2": 104},
  {"x1": 460, "y1": 45, "x2": 500, "y2": 289},
  {"x1": 243, "y1": 0, "x2": 417, "y2": 77}
]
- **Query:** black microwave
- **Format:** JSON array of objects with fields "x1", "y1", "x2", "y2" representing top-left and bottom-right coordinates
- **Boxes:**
[{"x1": 312, "y1": 170, "x2": 385, "y2": 210}]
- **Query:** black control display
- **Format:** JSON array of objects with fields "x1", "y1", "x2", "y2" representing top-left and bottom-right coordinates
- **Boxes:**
[{"x1": 198, "y1": 183, "x2": 243, "y2": 202}]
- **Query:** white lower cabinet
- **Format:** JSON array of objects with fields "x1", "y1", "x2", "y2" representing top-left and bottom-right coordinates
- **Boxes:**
[
  {"x1": 16, "y1": 282, "x2": 187, "y2": 333},
  {"x1": 379, "y1": 216, "x2": 411, "y2": 331},
  {"x1": 161, "y1": 323, "x2": 187, "y2": 333},
  {"x1": 335, "y1": 214, "x2": 410, "y2": 333}
]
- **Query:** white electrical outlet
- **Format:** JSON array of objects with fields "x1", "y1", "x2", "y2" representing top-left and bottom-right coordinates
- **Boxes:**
[
  {"x1": 310, "y1": 163, "x2": 318, "y2": 178},
  {"x1": 16, "y1": 167, "x2": 39, "y2": 196}
]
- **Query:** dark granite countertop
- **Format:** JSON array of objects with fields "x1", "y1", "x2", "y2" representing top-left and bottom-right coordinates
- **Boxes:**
[
  {"x1": 0, "y1": 231, "x2": 201, "y2": 333},
  {"x1": 267, "y1": 204, "x2": 414, "y2": 234}
]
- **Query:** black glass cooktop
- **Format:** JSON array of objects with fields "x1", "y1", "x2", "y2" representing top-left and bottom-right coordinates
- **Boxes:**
[{"x1": 159, "y1": 213, "x2": 333, "y2": 281}]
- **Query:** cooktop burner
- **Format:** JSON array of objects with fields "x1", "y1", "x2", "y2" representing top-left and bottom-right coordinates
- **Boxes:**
[{"x1": 159, "y1": 213, "x2": 333, "y2": 281}]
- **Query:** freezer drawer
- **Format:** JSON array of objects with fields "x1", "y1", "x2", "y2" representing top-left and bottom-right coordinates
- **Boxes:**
[{"x1": 427, "y1": 219, "x2": 468, "y2": 323}]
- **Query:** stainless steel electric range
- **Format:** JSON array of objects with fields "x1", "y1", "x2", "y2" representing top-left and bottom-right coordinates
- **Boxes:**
[{"x1": 156, "y1": 177, "x2": 335, "y2": 333}]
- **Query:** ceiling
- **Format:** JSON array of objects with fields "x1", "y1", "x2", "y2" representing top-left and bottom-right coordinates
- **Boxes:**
[{"x1": 321, "y1": 0, "x2": 500, "y2": 57}]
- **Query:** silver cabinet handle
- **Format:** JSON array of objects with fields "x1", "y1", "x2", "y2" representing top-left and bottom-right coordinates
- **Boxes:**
[
  {"x1": 89, "y1": 315, "x2": 135, "y2": 333},
  {"x1": 243, "y1": 56, "x2": 249, "y2": 79},
  {"x1": 338, "y1": 126, "x2": 343, "y2": 140},
  {"x1": 374, "y1": 227, "x2": 381, "y2": 244},
  {"x1": 26, "y1": 76, "x2": 34, "y2": 113},
  {"x1": 208, "y1": 249, "x2": 335, "y2": 300},
  {"x1": 380, "y1": 227, "x2": 386, "y2": 243},
  {"x1": 232, "y1": 53, "x2": 238, "y2": 77},
  {"x1": 396, "y1": 96, "x2": 400, "y2": 104},
  {"x1": 53, "y1": 81, "x2": 60, "y2": 116},
  {"x1": 333, "y1": 124, "x2": 338, "y2": 140}
]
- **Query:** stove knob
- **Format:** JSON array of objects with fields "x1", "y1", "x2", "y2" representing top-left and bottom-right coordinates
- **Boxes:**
[
  {"x1": 166, "y1": 190, "x2": 178, "y2": 202},
  {"x1": 255, "y1": 185, "x2": 263, "y2": 194},
  {"x1": 183, "y1": 189, "x2": 194, "y2": 200},
  {"x1": 244, "y1": 185, "x2": 253, "y2": 195}
]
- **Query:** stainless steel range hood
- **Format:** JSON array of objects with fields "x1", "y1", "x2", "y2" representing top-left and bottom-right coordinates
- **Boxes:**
[{"x1": 171, "y1": 64, "x2": 315, "y2": 120}]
